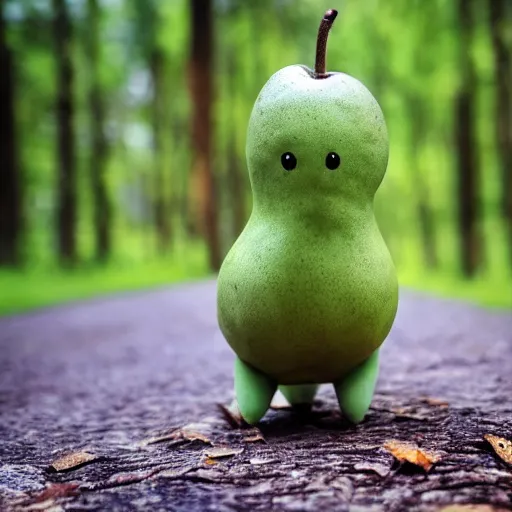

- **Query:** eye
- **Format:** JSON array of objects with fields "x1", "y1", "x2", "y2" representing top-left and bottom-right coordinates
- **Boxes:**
[
  {"x1": 281, "y1": 152, "x2": 297, "y2": 171},
  {"x1": 325, "y1": 152, "x2": 341, "y2": 170}
]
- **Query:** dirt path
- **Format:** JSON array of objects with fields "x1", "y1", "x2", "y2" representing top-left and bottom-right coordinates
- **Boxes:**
[{"x1": 0, "y1": 281, "x2": 511, "y2": 511}]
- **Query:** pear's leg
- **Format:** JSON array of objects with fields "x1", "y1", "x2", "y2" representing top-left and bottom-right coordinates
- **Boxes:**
[
  {"x1": 279, "y1": 384, "x2": 319, "y2": 408},
  {"x1": 333, "y1": 350, "x2": 380, "y2": 424},
  {"x1": 235, "y1": 358, "x2": 277, "y2": 425}
]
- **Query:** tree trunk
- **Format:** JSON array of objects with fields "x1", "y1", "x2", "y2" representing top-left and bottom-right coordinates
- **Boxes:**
[
  {"x1": 488, "y1": 0, "x2": 512, "y2": 267},
  {"x1": 150, "y1": 47, "x2": 171, "y2": 254},
  {"x1": 86, "y1": 0, "x2": 111, "y2": 263},
  {"x1": 188, "y1": 0, "x2": 221, "y2": 271},
  {"x1": 0, "y1": 0, "x2": 22, "y2": 266},
  {"x1": 53, "y1": 0, "x2": 77, "y2": 266},
  {"x1": 226, "y1": 51, "x2": 245, "y2": 241},
  {"x1": 455, "y1": 0, "x2": 482, "y2": 277},
  {"x1": 407, "y1": 96, "x2": 438, "y2": 270}
]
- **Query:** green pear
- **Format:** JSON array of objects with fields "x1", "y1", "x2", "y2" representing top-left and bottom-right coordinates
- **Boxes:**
[{"x1": 217, "y1": 9, "x2": 398, "y2": 425}]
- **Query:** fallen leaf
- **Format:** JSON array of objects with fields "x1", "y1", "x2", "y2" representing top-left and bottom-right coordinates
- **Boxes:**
[
  {"x1": 244, "y1": 434, "x2": 265, "y2": 443},
  {"x1": 484, "y1": 434, "x2": 512, "y2": 465},
  {"x1": 420, "y1": 396, "x2": 449, "y2": 408},
  {"x1": 218, "y1": 401, "x2": 244, "y2": 428},
  {"x1": 205, "y1": 447, "x2": 244, "y2": 459},
  {"x1": 181, "y1": 429, "x2": 211, "y2": 444},
  {"x1": 243, "y1": 427, "x2": 266, "y2": 443},
  {"x1": 50, "y1": 452, "x2": 98, "y2": 472},
  {"x1": 354, "y1": 461, "x2": 390, "y2": 478},
  {"x1": 140, "y1": 426, "x2": 211, "y2": 446},
  {"x1": 384, "y1": 440, "x2": 441, "y2": 471}
]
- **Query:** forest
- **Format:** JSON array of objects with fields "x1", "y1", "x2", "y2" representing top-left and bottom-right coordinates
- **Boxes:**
[{"x1": 0, "y1": 0, "x2": 511, "y2": 314}]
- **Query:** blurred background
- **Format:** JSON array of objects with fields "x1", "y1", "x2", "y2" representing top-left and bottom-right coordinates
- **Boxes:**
[{"x1": 0, "y1": 0, "x2": 511, "y2": 315}]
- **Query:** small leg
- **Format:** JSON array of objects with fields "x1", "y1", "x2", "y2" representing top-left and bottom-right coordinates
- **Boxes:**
[
  {"x1": 333, "y1": 350, "x2": 380, "y2": 424},
  {"x1": 235, "y1": 358, "x2": 277, "y2": 425},
  {"x1": 279, "y1": 384, "x2": 318, "y2": 408}
]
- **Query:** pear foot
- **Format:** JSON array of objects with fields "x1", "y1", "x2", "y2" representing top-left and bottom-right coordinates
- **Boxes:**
[
  {"x1": 279, "y1": 384, "x2": 318, "y2": 410},
  {"x1": 235, "y1": 358, "x2": 276, "y2": 425},
  {"x1": 333, "y1": 350, "x2": 380, "y2": 424}
]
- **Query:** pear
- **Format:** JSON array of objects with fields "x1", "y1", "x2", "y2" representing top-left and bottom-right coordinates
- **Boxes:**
[{"x1": 217, "y1": 9, "x2": 398, "y2": 425}]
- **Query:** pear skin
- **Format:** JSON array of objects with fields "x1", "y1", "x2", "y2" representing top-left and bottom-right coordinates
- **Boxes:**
[{"x1": 217, "y1": 11, "x2": 398, "y2": 425}]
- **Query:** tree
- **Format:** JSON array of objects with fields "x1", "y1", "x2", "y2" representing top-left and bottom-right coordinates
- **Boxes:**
[
  {"x1": 454, "y1": 0, "x2": 482, "y2": 277},
  {"x1": 0, "y1": 0, "x2": 22, "y2": 266},
  {"x1": 52, "y1": 0, "x2": 77, "y2": 266},
  {"x1": 225, "y1": 48, "x2": 246, "y2": 241},
  {"x1": 408, "y1": 2, "x2": 439, "y2": 270},
  {"x1": 132, "y1": 0, "x2": 172, "y2": 254},
  {"x1": 188, "y1": 0, "x2": 221, "y2": 271},
  {"x1": 150, "y1": 44, "x2": 172, "y2": 254},
  {"x1": 86, "y1": 0, "x2": 111, "y2": 262},
  {"x1": 405, "y1": 95, "x2": 438, "y2": 270},
  {"x1": 488, "y1": 0, "x2": 512, "y2": 266}
]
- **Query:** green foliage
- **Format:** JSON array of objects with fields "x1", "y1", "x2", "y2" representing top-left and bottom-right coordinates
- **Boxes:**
[
  {"x1": 0, "y1": 243, "x2": 209, "y2": 316},
  {"x1": 1, "y1": 0, "x2": 511, "y2": 315}
]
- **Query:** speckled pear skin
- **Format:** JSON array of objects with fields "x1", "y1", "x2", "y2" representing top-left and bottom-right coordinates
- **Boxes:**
[{"x1": 217, "y1": 64, "x2": 398, "y2": 424}]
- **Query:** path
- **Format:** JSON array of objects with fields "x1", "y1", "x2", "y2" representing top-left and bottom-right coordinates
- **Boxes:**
[{"x1": 0, "y1": 281, "x2": 511, "y2": 511}]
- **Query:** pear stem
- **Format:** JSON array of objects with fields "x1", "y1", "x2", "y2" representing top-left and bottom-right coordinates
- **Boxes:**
[{"x1": 315, "y1": 9, "x2": 338, "y2": 78}]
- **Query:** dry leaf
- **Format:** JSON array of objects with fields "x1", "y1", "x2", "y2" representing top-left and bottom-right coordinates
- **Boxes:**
[
  {"x1": 244, "y1": 434, "x2": 265, "y2": 443},
  {"x1": 140, "y1": 426, "x2": 211, "y2": 446},
  {"x1": 205, "y1": 447, "x2": 244, "y2": 459},
  {"x1": 384, "y1": 440, "x2": 441, "y2": 471},
  {"x1": 50, "y1": 452, "x2": 98, "y2": 472},
  {"x1": 420, "y1": 396, "x2": 449, "y2": 408},
  {"x1": 181, "y1": 429, "x2": 211, "y2": 444},
  {"x1": 243, "y1": 427, "x2": 266, "y2": 443},
  {"x1": 484, "y1": 434, "x2": 512, "y2": 465},
  {"x1": 217, "y1": 401, "x2": 244, "y2": 428}
]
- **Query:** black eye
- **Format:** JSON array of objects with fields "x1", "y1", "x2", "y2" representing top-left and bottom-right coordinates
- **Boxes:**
[
  {"x1": 281, "y1": 152, "x2": 297, "y2": 171},
  {"x1": 325, "y1": 152, "x2": 341, "y2": 170}
]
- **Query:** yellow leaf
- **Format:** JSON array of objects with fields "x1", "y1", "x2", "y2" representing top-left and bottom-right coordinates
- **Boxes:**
[
  {"x1": 384, "y1": 440, "x2": 440, "y2": 472},
  {"x1": 484, "y1": 434, "x2": 512, "y2": 465},
  {"x1": 50, "y1": 452, "x2": 97, "y2": 472},
  {"x1": 205, "y1": 447, "x2": 243, "y2": 459}
]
